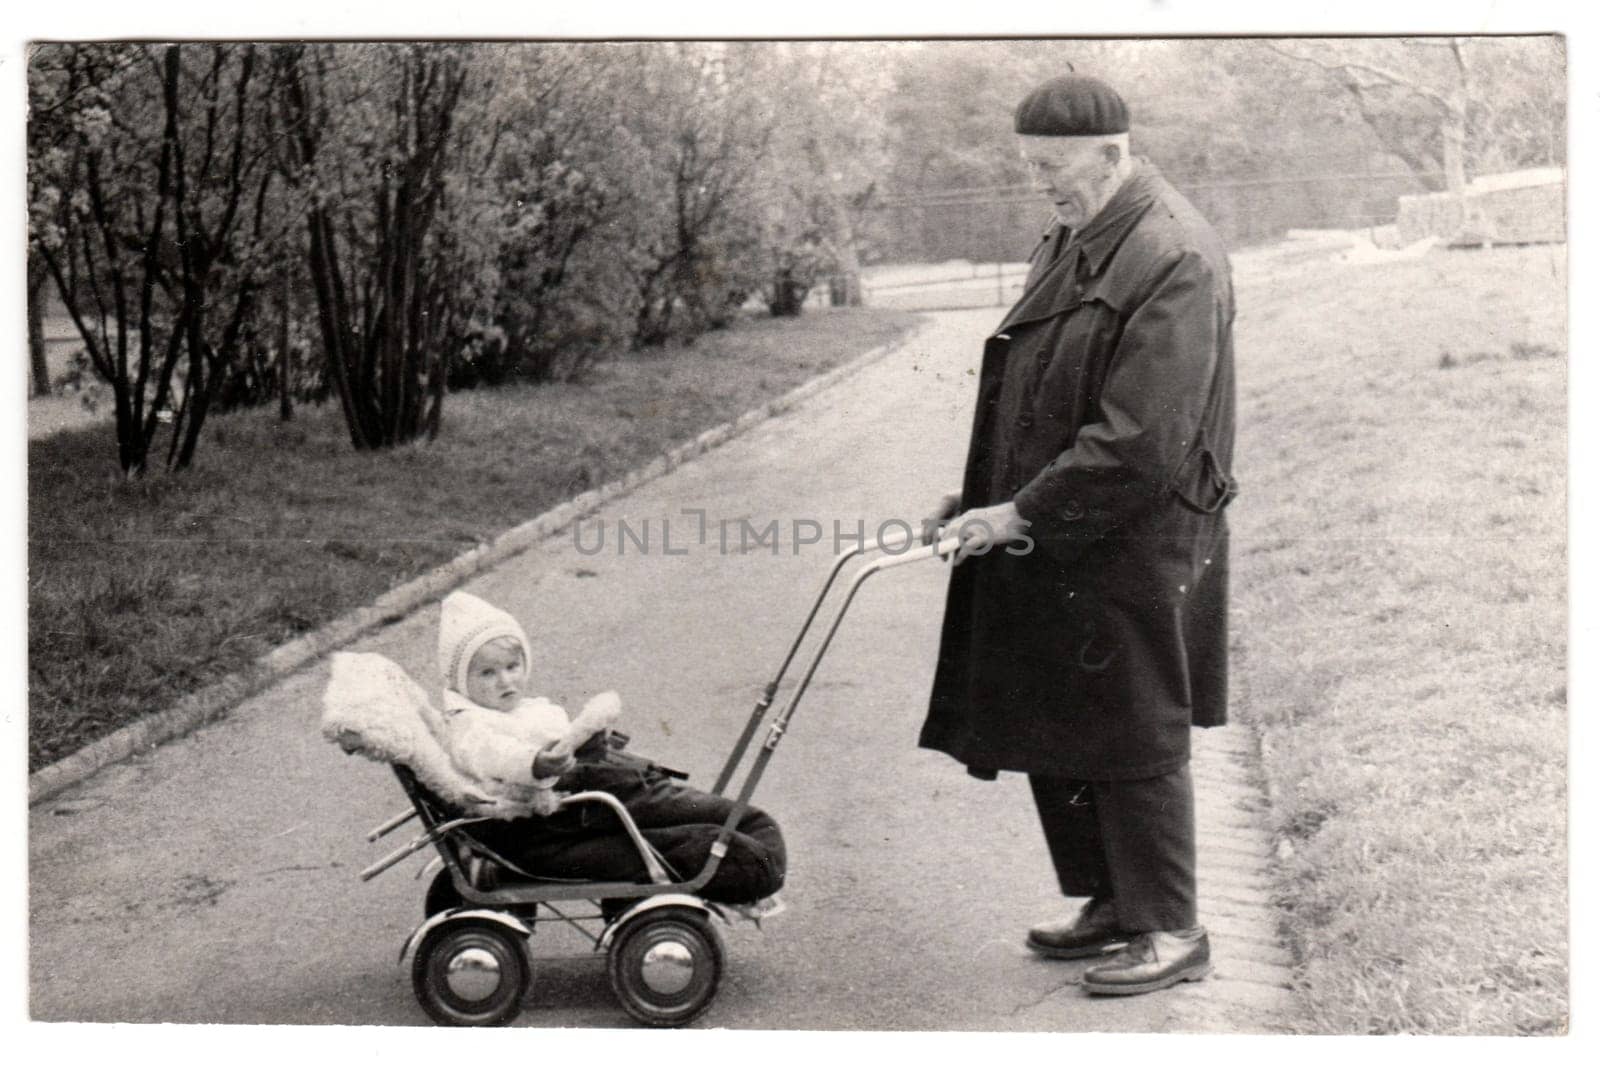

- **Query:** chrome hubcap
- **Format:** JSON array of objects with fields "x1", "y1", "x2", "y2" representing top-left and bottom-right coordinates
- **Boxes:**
[
  {"x1": 444, "y1": 945, "x2": 503, "y2": 1001},
  {"x1": 639, "y1": 939, "x2": 695, "y2": 995}
]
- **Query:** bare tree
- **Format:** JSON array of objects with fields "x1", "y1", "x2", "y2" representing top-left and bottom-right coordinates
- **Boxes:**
[
  {"x1": 743, "y1": 41, "x2": 896, "y2": 313},
  {"x1": 622, "y1": 44, "x2": 772, "y2": 346},
  {"x1": 460, "y1": 46, "x2": 625, "y2": 385},
  {"x1": 27, "y1": 249, "x2": 50, "y2": 396},
  {"x1": 1264, "y1": 38, "x2": 1474, "y2": 197},
  {"x1": 274, "y1": 43, "x2": 488, "y2": 448},
  {"x1": 29, "y1": 43, "x2": 279, "y2": 473}
]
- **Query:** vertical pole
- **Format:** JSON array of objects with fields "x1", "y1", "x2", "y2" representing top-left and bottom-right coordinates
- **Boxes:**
[{"x1": 1366, "y1": 153, "x2": 1377, "y2": 244}]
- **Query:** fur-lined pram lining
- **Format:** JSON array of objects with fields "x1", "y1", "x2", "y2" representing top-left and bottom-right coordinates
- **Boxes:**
[{"x1": 320, "y1": 651, "x2": 557, "y2": 818}]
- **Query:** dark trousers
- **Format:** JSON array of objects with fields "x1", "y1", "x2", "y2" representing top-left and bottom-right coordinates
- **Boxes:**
[
  {"x1": 475, "y1": 760, "x2": 787, "y2": 905},
  {"x1": 1028, "y1": 763, "x2": 1197, "y2": 932}
]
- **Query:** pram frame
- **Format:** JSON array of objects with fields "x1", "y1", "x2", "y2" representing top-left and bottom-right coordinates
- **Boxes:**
[{"x1": 361, "y1": 534, "x2": 959, "y2": 1025}]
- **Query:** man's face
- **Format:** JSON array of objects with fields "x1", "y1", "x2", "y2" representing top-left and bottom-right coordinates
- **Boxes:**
[
  {"x1": 1019, "y1": 135, "x2": 1118, "y2": 230},
  {"x1": 465, "y1": 638, "x2": 527, "y2": 711}
]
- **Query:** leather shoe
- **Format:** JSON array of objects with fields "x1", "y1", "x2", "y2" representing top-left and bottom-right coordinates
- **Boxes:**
[
  {"x1": 1025, "y1": 897, "x2": 1132, "y2": 959},
  {"x1": 1082, "y1": 928, "x2": 1212, "y2": 995}
]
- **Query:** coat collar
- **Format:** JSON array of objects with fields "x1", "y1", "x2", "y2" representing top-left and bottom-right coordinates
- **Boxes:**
[
  {"x1": 1053, "y1": 159, "x2": 1163, "y2": 277},
  {"x1": 997, "y1": 160, "x2": 1163, "y2": 334}
]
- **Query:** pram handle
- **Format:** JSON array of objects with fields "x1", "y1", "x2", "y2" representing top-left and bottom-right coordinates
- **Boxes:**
[
  {"x1": 711, "y1": 532, "x2": 959, "y2": 795},
  {"x1": 761, "y1": 534, "x2": 960, "y2": 745},
  {"x1": 710, "y1": 534, "x2": 960, "y2": 802}
]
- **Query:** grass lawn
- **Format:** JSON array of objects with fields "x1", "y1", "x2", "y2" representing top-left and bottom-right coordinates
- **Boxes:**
[
  {"x1": 27, "y1": 307, "x2": 920, "y2": 771},
  {"x1": 1229, "y1": 242, "x2": 1567, "y2": 1033}
]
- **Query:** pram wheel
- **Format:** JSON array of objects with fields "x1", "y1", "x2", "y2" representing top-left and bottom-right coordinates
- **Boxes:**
[
  {"x1": 606, "y1": 906, "x2": 724, "y2": 1027},
  {"x1": 412, "y1": 918, "x2": 530, "y2": 1026}
]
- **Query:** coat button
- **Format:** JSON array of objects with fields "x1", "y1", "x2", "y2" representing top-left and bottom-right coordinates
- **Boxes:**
[{"x1": 1062, "y1": 500, "x2": 1085, "y2": 521}]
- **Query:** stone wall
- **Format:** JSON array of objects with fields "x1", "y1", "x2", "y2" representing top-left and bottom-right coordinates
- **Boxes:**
[{"x1": 1397, "y1": 169, "x2": 1566, "y2": 246}]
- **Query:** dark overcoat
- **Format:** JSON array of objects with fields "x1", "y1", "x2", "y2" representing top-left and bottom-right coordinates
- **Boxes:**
[{"x1": 920, "y1": 163, "x2": 1238, "y2": 782}]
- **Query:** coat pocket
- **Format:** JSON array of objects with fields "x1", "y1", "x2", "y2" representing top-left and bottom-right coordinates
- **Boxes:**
[{"x1": 1171, "y1": 446, "x2": 1238, "y2": 514}]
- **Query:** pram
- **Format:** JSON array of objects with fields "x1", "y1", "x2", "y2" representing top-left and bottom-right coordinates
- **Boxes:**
[{"x1": 349, "y1": 533, "x2": 959, "y2": 1027}]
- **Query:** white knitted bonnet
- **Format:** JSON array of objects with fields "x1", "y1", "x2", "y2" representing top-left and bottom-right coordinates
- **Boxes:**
[{"x1": 438, "y1": 591, "x2": 533, "y2": 695}]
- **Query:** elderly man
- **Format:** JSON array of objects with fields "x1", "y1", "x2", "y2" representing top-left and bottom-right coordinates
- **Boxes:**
[{"x1": 921, "y1": 74, "x2": 1237, "y2": 996}]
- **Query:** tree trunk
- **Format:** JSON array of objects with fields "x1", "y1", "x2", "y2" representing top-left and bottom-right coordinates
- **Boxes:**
[
  {"x1": 802, "y1": 131, "x2": 864, "y2": 308},
  {"x1": 1441, "y1": 107, "x2": 1468, "y2": 206},
  {"x1": 277, "y1": 264, "x2": 293, "y2": 421},
  {"x1": 820, "y1": 187, "x2": 863, "y2": 307},
  {"x1": 1440, "y1": 37, "x2": 1476, "y2": 239},
  {"x1": 770, "y1": 268, "x2": 806, "y2": 317},
  {"x1": 28, "y1": 250, "x2": 51, "y2": 396},
  {"x1": 282, "y1": 45, "x2": 465, "y2": 449},
  {"x1": 829, "y1": 261, "x2": 862, "y2": 308},
  {"x1": 1444, "y1": 38, "x2": 1470, "y2": 198}
]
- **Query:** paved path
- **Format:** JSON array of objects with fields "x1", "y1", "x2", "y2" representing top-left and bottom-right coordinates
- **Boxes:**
[{"x1": 29, "y1": 306, "x2": 1298, "y2": 1031}]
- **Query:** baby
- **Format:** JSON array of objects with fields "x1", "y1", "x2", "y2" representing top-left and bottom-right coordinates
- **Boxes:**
[
  {"x1": 435, "y1": 591, "x2": 786, "y2": 906},
  {"x1": 437, "y1": 591, "x2": 621, "y2": 816}
]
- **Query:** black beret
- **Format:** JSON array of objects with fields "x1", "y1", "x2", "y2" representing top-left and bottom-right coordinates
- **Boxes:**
[{"x1": 1014, "y1": 75, "x2": 1130, "y2": 136}]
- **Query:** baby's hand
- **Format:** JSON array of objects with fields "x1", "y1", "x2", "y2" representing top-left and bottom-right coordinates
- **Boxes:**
[
  {"x1": 532, "y1": 740, "x2": 576, "y2": 780},
  {"x1": 582, "y1": 691, "x2": 623, "y2": 723},
  {"x1": 527, "y1": 788, "x2": 562, "y2": 818},
  {"x1": 542, "y1": 692, "x2": 622, "y2": 765}
]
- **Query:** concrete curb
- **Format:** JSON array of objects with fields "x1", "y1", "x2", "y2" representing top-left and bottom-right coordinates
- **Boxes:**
[
  {"x1": 1166, "y1": 723, "x2": 1306, "y2": 1033},
  {"x1": 29, "y1": 326, "x2": 924, "y2": 806}
]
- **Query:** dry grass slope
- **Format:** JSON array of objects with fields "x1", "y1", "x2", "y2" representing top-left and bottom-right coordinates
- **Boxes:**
[{"x1": 1230, "y1": 244, "x2": 1567, "y2": 1034}]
